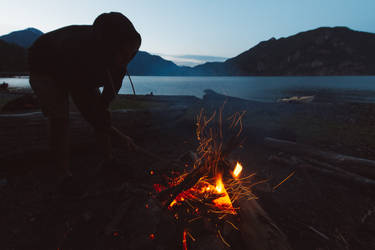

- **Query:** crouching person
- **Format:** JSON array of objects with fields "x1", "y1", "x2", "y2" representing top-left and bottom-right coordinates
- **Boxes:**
[{"x1": 28, "y1": 12, "x2": 141, "y2": 194}]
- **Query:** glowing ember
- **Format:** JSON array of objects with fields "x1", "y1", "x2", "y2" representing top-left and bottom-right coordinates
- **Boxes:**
[
  {"x1": 153, "y1": 184, "x2": 166, "y2": 193},
  {"x1": 233, "y1": 162, "x2": 243, "y2": 178},
  {"x1": 182, "y1": 230, "x2": 187, "y2": 250},
  {"x1": 169, "y1": 199, "x2": 177, "y2": 207},
  {"x1": 149, "y1": 233, "x2": 155, "y2": 240}
]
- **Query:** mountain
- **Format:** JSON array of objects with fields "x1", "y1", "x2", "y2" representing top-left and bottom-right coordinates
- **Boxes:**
[
  {"x1": 127, "y1": 51, "x2": 192, "y2": 76},
  {"x1": 194, "y1": 27, "x2": 375, "y2": 75},
  {"x1": 0, "y1": 28, "x2": 43, "y2": 48},
  {"x1": 0, "y1": 40, "x2": 27, "y2": 73},
  {"x1": 1, "y1": 26, "x2": 375, "y2": 76}
]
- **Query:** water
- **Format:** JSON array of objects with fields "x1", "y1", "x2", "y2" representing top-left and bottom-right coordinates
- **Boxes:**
[{"x1": 2, "y1": 76, "x2": 375, "y2": 103}]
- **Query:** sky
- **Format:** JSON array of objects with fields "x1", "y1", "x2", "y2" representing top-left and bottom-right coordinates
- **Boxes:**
[{"x1": 1, "y1": 0, "x2": 374, "y2": 64}]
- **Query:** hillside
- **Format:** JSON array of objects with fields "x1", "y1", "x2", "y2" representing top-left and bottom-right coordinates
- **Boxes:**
[
  {"x1": 0, "y1": 28, "x2": 43, "y2": 48},
  {"x1": 195, "y1": 27, "x2": 375, "y2": 75},
  {"x1": 127, "y1": 51, "x2": 192, "y2": 76},
  {"x1": 0, "y1": 40, "x2": 27, "y2": 73}
]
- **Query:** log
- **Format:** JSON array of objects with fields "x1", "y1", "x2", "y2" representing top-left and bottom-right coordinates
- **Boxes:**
[
  {"x1": 301, "y1": 163, "x2": 375, "y2": 190},
  {"x1": 264, "y1": 137, "x2": 375, "y2": 179},
  {"x1": 239, "y1": 199, "x2": 291, "y2": 250},
  {"x1": 269, "y1": 155, "x2": 375, "y2": 189}
]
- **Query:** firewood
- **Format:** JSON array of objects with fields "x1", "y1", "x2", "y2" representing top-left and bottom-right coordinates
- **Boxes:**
[
  {"x1": 157, "y1": 135, "x2": 240, "y2": 207},
  {"x1": 264, "y1": 137, "x2": 375, "y2": 179},
  {"x1": 157, "y1": 165, "x2": 205, "y2": 206}
]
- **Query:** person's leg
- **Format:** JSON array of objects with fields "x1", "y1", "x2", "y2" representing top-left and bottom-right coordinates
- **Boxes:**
[
  {"x1": 48, "y1": 115, "x2": 71, "y2": 177},
  {"x1": 29, "y1": 73, "x2": 71, "y2": 180}
]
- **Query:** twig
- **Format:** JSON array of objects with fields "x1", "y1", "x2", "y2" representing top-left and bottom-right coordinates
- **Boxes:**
[{"x1": 306, "y1": 225, "x2": 330, "y2": 241}]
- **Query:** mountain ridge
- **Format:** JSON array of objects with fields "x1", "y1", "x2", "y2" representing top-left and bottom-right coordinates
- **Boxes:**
[
  {"x1": 194, "y1": 26, "x2": 375, "y2": 75},
  {"x1": 1, "y1": 26, "x2": 375, "y2": 76}
]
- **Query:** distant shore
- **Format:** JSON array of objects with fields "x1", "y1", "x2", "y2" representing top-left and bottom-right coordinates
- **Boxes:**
[{"x1": 0, "y1": 72, "x2": 29, "y2": 77}]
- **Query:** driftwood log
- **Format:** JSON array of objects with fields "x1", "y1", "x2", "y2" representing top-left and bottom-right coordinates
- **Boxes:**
[
  {"x1": 269, "y1": 155, "x2": 375, "y2": 189},
  {"x1": 264, "y1": 137, "x2": 375, "y2": 180}
]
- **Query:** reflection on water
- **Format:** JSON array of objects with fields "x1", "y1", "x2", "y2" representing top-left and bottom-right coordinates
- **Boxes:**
[{"x1": 1, "y1": 76, "x2": 375, "y2": 103}]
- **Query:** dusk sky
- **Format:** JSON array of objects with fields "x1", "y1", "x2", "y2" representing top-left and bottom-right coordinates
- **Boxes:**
[{"x1": 1, "y1": 0, "x2": 374, "y2": 63}]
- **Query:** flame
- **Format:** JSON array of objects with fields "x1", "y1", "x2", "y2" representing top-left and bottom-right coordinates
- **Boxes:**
[
  {"x1": 213, "y1": 175, "x2": 234, "y2": 211},
  {"x1": 215, "y1": 177, "x2": 224, "y2": 193},
  {"x1": 233, "y1": 162, "x2": 243, "y2": 178}
]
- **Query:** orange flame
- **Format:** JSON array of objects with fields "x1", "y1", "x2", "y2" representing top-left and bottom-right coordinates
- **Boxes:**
[
  {"x1": 215, "y1": 177, "x2": 224, "y2": 193},
  {"x1": 213, "y1": 175, "x2": 234, "y2": 212},
  {"x1": 233, "y1": 162, "x2": 243, "y2": 178}
]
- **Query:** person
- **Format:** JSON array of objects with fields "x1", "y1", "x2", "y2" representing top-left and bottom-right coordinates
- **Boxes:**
[{"x1": 28, "y1": 12, "x2": 141, "y2": 189}]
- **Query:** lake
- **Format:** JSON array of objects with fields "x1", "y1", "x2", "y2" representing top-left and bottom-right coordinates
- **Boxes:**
[{"x1": 2, "y1": 76, "x2": 375, "y2": 103}]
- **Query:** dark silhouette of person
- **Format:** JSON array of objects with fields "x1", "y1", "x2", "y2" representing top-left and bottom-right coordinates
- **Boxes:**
[{"x1": 28, "y1": 12, "x2": 141, "y2": 189}]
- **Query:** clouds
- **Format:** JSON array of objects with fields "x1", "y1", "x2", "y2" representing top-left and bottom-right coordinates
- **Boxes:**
[{"x1": 157, "y1": 54, "x2": 227, "y2": 67}]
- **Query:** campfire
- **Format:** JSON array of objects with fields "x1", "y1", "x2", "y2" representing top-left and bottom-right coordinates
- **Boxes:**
[{"x1": 152, "y1": 106, "x2": 264, "y2": 249}]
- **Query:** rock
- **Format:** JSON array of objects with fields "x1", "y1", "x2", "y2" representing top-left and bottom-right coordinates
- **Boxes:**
[{"x1": 278, "y1": 96, "x2": 315, "y2": 104}]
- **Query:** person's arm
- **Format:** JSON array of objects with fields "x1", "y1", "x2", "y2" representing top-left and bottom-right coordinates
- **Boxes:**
[{"x1": 100, "y1": 67, "x2": 126, "y2": 107}]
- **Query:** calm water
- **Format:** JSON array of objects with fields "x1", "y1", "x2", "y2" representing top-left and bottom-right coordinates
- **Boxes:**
[{"x1": 2, "y1": 76, "x2": 375, "y2": 103}]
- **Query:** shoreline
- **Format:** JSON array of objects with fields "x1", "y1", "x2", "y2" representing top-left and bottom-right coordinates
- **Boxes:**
[
  {"x1": 1, "y1": 89, "x2": 375, "y2": 156},
  {"x1": 2, "y1": 75, "x2": 375, "y2": 105}
]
